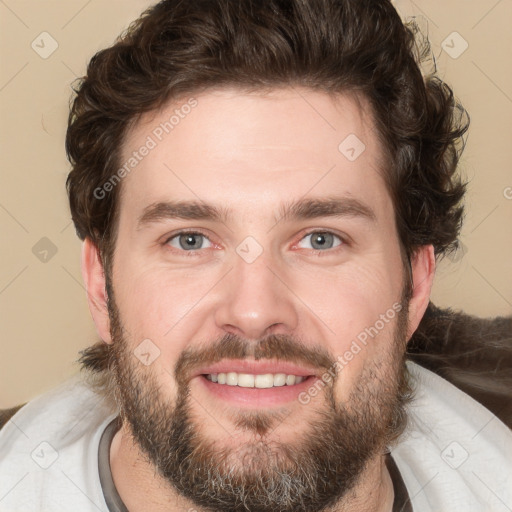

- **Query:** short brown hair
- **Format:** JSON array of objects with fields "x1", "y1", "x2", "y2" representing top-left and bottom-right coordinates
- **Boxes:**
[{"x1": 66, "y1": 0, "x2": 469, "y2": 278}]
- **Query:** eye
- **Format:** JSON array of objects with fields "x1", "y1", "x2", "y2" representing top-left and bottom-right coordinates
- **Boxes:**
[
  {"x1": 166, "y1": 232, "x2": 212, "y2": 251},
  {"x1": 297, "y1": 231, "x2": 343, "y2": 251}
]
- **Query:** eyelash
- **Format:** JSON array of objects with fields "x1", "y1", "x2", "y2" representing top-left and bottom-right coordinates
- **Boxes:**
[
  {"x1": 163, "y1": 229, "x2": 214, "y2": 257},
  {"x1": 294, "y1": 231, "x2": 348, "y2": 255},
  {"x1": 163, "y1": 228, "x2": 350, "y2": 257}
]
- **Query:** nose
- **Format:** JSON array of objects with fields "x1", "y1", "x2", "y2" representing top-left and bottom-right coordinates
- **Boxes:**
[{"x1": 214, "y1": 251, "x2": 299, "y2": 340}]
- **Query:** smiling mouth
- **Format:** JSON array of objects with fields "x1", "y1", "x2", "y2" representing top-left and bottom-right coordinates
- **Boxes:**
[{"x1": 203, "y1": 372, "x2": 310, "y2": 388}]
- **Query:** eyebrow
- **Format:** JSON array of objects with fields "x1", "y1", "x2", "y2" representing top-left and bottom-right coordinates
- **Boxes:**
[
  {"x1": 137, "y1": 201, "x2": 229, "y2": 229},
  {"x1": 136, "y1": 196, "x2": 376, "y2": 230},
  {"x1": 276, "y1": 196, "x2": 376, "y2": 224}
]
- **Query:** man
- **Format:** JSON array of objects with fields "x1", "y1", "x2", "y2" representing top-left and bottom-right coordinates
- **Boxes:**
[{"x1": 0, "y1": 0, "x2": 511, "y2": 511}]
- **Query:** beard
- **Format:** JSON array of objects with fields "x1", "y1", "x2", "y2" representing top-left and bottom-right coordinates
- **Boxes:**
[{"x1": 107, "y1": 291, "x2": 412, "y2": 512}]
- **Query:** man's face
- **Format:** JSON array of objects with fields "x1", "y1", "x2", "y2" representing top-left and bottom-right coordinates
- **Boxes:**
[{"x1": 107, "y1": 88, "x2": 413, "y2": 511}]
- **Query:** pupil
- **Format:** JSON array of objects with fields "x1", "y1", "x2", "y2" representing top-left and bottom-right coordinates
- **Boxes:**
[
  {"x1": 180, "y1": 234, "x2": 201, "y2": 249},
  {"x1": 312, "y1": 232, "x2": 332, "y2": 250}
]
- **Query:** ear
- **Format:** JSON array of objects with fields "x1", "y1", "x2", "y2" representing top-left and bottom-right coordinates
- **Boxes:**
[
  {"x1": 406, "y1": 244, "x2": 436, "y2": 340},
  {"x1": 81, "y1": 238, "x2": 112, "y2": 344}
]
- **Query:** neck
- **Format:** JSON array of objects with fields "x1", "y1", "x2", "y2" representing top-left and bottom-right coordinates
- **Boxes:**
[{"x1": 110, "y1": 423, "x2": 394, "y2": 512}]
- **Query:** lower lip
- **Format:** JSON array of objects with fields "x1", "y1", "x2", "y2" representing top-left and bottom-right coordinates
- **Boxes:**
[{"x1": 197, "y1": 374, "x2": 318, "y2": 407}]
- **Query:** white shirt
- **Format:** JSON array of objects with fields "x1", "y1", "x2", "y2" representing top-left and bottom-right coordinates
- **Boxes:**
[{"x1": 0, "y1": 361, "x2": 510, "y2": 511}]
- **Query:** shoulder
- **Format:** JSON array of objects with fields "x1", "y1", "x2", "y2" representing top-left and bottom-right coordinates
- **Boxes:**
[
  {"x1": 0, "y1": 372, "x2": 115, "y2": 435},
  {"x1": 0, "y1": 375, "x2": 116, "y2": 510},
  {"x1": 393, "y1": 360, "x2": 512, "y2": 511},
  {"x1": 408, "y1": 302, "x2": 512, "y2": 429}
]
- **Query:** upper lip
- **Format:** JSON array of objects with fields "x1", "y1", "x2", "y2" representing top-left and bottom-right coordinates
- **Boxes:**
[{"x1": 195, "y1": 359, "x2": 319, "y2": 378}]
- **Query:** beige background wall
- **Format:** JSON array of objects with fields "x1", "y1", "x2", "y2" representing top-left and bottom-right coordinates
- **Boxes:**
[{"x1": 1, "y1": 0, "x2": 511, "y2": 408}]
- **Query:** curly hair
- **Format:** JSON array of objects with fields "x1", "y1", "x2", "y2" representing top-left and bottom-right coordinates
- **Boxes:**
[{"x1": 66, "y1": 0, "x2": 469, "y2": 281}]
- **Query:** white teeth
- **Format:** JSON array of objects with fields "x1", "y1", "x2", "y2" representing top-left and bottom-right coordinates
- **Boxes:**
[
  {"x1": 206, "y1": 372, "x2": 307, "y2": 388},
  {"x1": 226, "y1": 372, "x2": 238, "y2": 386},
  {"x1": 254, "y1": 374, "x2": 274, "y2": 388},
  {"x1": 286, "y1": 375, "x2": 296, "y2": 386},
  {"x1": 237, "y1": 373, "x2": 255, "y2": 388},
  {"x1": 273, "y1": 373, "x2": 286, "y2": 387}
]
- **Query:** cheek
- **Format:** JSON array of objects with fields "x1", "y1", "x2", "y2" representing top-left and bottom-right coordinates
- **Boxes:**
[
  {"x1": 112, "y1": 256, "x2": 221, "y2": 356},
  {"x1": 288, "y1": 255, "x2": 402, "y2": 335},
  {"x1": 285, "y1": 256, "x2": 404, "y2": 395}
]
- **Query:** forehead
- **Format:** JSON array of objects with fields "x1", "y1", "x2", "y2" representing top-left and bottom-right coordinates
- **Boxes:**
[{"x1": 118, "y1": 87, "x2": 390, "y2": 221}]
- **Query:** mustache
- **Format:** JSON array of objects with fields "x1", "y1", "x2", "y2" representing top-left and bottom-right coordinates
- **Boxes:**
[{"x1": 174, "y1": 332, "x2": 336, "y2": 386}]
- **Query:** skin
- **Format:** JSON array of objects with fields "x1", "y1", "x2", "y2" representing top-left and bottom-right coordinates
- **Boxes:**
[{"x1": 82, "y1": 87, "x2": 435, "y2": 511}]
